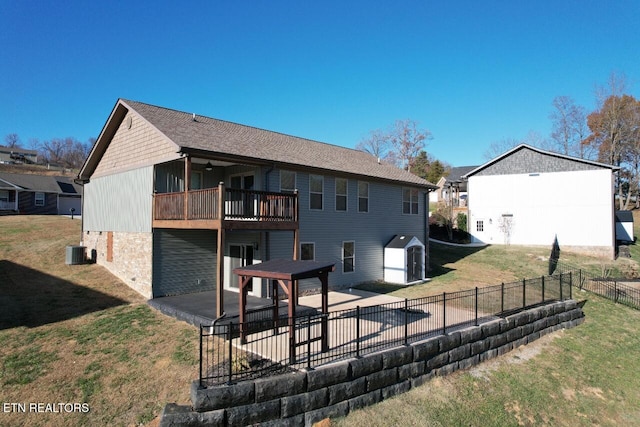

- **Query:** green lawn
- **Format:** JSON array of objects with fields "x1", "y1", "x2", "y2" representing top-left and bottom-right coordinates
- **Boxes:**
[{"x1": 340, "y1": 211, "x2": 640, "y2": 426}]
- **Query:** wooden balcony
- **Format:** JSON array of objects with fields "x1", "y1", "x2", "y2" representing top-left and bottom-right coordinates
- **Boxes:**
[{"x1": 153, "y1": 186, "x2": 299, "y2": 230}]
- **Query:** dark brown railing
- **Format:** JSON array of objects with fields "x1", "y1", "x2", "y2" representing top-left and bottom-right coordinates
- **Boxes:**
[{"x1": 154, "y1": 186, "x2": 298, "y2": 223}]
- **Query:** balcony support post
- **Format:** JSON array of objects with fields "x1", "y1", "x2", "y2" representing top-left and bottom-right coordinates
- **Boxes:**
[
  {"x1": 216, "y1": 181, "x2": 225, "y2": 318},
  {"x1": 184, "y1": 156, "x2": 191, "y2": 219}
]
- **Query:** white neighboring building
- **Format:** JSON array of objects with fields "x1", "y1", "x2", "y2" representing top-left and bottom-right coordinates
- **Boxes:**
[{"x1": 464, "y1": 144, "x2": 619, "y2": 259}]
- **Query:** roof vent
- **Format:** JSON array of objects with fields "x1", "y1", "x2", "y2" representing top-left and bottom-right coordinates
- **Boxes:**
[{"x1": 192, "y1": 113, "x2": 196, "y2": 121}]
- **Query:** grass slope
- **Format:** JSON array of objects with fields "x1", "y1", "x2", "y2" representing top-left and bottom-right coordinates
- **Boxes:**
[{"x1": 0, "y1": 216, "x2": 198, "y2": 427}]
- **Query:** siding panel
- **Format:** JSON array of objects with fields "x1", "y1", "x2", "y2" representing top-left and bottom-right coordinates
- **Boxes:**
[
  {"x1": 83, "y1": 166, "x2": 154, "y2": 232},
  {"x1": 269, "y1": 169, "x2": 427, "y2": 292},
  {"x1": 152, "y1": 229, "x2": 217, "y2": 297},
  {"x1": 93, "y1": 110, "x2": 180, "y2": 178}
]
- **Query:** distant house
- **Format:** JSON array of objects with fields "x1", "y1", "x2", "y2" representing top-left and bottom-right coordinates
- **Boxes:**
[
  {"x1": 463, "y1": 144, "x2": 619, "y2": 259},
  {"x1": 433, "y1": 165, "x2": 478, "y2": 207},
  {"x1": 0, "y1": 172, "x2": 82, "y2": 215},
  {"x1": 77, "y1": 99, "x2": 437, "y2": 313},
  {"x1": 0, "y1": 145, "x2": 38, "y2": 165}
]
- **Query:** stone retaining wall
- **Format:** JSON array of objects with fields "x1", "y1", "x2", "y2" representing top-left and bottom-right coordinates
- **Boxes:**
[{"x1": 160, "y1": 300, "x2": 585, "y2": 427}]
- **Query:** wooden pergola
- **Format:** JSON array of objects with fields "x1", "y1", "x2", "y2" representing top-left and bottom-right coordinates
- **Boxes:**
[{"x1": 233, "y1": 259, "x2": 335, "y2": 363}]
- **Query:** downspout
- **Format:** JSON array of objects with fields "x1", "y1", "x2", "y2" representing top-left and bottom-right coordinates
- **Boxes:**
[
  {"x1": 424, "y1": 189, "x2": 432, "y2": 277},
  {"x1": 263, "y1": 164, "x2": 275, "y2": 296},
  {"x1": 74, "y1": 178, "x2": 89, "y2": 247}
]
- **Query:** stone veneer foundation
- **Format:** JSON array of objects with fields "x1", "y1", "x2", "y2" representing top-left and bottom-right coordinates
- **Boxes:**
[
  {"x1": 160, "y1": 299, "x2": 585, "y2": 427},
  {"x1": 83, "y1": 230, "x2": 153, "y2": 298}
]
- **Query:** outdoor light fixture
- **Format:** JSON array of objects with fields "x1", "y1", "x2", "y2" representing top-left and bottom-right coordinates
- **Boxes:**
[{"x1": 205, "y1": 162, "x2": 213, "y2": 171}]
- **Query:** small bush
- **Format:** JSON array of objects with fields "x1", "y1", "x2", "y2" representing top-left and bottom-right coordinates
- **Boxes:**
[{"x1": 456, "y1": 213, "x2": 467, "y2": 232}]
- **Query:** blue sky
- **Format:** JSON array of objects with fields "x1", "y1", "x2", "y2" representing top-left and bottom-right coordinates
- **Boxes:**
[{"x1": 1, "y1": 1, "x2": 639, "y2": 166}]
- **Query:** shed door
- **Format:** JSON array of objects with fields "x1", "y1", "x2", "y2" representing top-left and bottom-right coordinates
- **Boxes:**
[
  {"x1": 407, "y1": 245, "x2": 423, "y2": 283},
  {"x1": 152, "y1": 229, "x2": 217, "y2": 297}
]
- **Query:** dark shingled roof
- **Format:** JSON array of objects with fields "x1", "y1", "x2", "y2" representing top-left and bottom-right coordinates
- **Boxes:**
[
  {"x1": 120, "y1": 99, "x2": 436, "y2": 188},
  {"x1": 0, "y1": 172, "x2": 82, "y2": 194}
]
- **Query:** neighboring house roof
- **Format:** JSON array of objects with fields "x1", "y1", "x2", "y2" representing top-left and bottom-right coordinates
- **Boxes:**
[
  {"x1": 0, "y1": 145, "x2": 38, "y2": 156},
  {"x1": 0, "y1": 172, "x2": 82, "y2": 195},
  {"x1": 80, "y1": 99, "x2": 437, "y2": 189},
  {"x1": 0, "y1": 145, "x2": 38, "y2": 163},
  {"x1": 447, "y1": 166, "x2": 479, "y2": 182},
  {"x1": 464, "y1": 144, "x2": 619, "y2": 178}
]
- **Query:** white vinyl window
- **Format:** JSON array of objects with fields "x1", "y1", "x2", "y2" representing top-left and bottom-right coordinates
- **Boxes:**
[
  {"x1": 335, "y1": 178, "x2": 347, "y2": 211},
  {"x1": 358, "y1": 181, "x2": 369, "y2": 213},
  {"x1": 35, "y1": 192, "x2": 45, "y2": 206},
  {"x1": 309, "y1": 175, "x2": 323, "y2": 210},
  {"x1": 280, "y1": 170, "x2": 296, "y2": 193},
  {"x1": 402, "y1": 188, "x2": 419, "y2": 215},
  {"x1": 300, "y1": 242, "x2": 315, "y2": 261},
  {"x1": 342, "y1": 241, "x2": 355, "y2": 273}
]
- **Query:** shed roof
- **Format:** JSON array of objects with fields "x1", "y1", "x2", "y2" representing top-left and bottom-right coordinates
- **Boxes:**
[
  {"x1": 615, "y1": 211, "x2": 634, "y2": 223},
  {"x1": 80, "y1": 99, "x2": 437, "y2": 189},
  {"x1": 385, "y1": 235, "x2": 424, "y2": 249}
]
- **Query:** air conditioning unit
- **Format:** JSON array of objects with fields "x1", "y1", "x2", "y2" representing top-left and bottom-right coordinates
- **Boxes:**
[{"x1": 65, "y1": 245, "x2": 86, "y2": 265}]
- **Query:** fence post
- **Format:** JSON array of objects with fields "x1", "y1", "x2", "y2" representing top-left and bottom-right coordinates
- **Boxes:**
[
  {"x1": 356, "y1": 306, "x2": 361, "y2": 358},
  {"x1": 541, "y1": 276, "x2": 545, "y2": 303},
  {"x1": 442, "y1": 292, "x2": 447, "y2": 335},
  {"x1": 569, "y1": 271, "x2": 572, "y2": 299},
  {"x1": 474, "y1": 287, "x2": 479, "y2": 326},
  {"x1": 404, "y1": 299, "x2": 409, "y2": 345},
  {"x1": 615, "y1": 281, "x2": 618, "y2": 303},
  {"x1": 579, "y1": 270, "x2": 583, "y2": 290},
  {"x1": 501, "y1": 283, "x2": 504, "y2": 313},
  {"x1": 307, "y1": 314, "x2": 312, "y2": 370},
  {"x1": 522, "y1": 278, "x2": 526, "y2": 308},
  {"x1": 560, "y1": 273, "x2": 563, "y2": 300},
  {"x1": 199, "y1": 326, "x2": 204, "y2": 387},
  {"x1": 227, "y1": 323, "x2": 233, "y2": 385}
]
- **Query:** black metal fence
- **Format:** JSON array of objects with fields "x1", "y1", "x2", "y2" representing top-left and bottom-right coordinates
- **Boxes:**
[
  {"x1": 552, "y1": 261, "x2": 640, "y2": 310},
  {"x1": 200, "y1": 271, "x2": 573, "y2": 387}
]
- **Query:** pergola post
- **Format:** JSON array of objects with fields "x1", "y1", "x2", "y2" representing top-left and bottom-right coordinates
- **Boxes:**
[
  {"x1": 320, "y1": 271, "x2": 329, "y2": 352},
  {"x1": 239, "y1": 275, "x2": 251, "y2": 343}
]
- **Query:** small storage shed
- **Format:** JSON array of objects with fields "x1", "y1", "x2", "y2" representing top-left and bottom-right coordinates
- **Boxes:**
[
  {"x1": 615, "y1": 211, "x2": 634, "y2": 243},
  {"x1": 384, "y1": 235, "x2": 425, "y2": 285}
]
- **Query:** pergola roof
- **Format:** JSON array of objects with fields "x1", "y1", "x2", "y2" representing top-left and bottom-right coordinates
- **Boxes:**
[{"x1": 232, "y1": 259, "x2": 335, "y2": 281}]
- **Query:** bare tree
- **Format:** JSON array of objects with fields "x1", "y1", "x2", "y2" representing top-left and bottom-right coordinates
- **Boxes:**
[
  {"x1": 4, "y1": 133, "x2": 21, "y2": 148},
  {"x1": 356, "y1": 129, "x2": 391, "y2": 162},
  {"x1": 38, "y1": 137, "x2": 92, "y2": 169},
  {"x1": 389, "y1": 119, "x2": 432, "y2": 172},
  {"x1": 549, "y1": 96, "x2": 591, "y2": 158},
  {"x1": 357, "y1": 119, "x2": 432, "y2": 171},
  {"x1": 483, "y1": 138, "x2": 520, "y2": 160}
]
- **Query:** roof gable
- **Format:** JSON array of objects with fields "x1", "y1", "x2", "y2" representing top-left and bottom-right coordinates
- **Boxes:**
[
  {"x1": 81, "y1": 99, "x2": 435, "y2": 188},
  {"x1": 464, "y1": 144, "x2": 619, "y2": 177}
]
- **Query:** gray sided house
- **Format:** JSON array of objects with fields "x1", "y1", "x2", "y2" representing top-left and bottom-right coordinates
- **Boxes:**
[
  {"x1": 0, "y1": 172, "x2": 82, "y2": 215},
  {"x1": 78, "y1": 99, "x2": 436, "y2": 315}
]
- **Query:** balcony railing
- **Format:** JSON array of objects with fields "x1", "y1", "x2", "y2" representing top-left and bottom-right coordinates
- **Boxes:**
[
  {"x1": 153, "y1": 186, "x2": 298, "y2": 224},
  {"x1": 0, "y1": 200, "x2": 15, "y2": 210}
]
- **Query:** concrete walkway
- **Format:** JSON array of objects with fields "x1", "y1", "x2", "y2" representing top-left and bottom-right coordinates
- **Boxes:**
[{"x1": 295, "y1": 288, "x2": 405, "y2": 311}]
